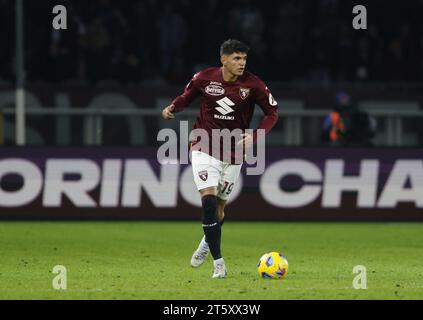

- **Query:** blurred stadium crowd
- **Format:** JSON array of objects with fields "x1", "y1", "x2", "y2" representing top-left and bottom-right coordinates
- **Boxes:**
[{"x1": 0, "y1": 0, "x2": 422, "y2": 85}]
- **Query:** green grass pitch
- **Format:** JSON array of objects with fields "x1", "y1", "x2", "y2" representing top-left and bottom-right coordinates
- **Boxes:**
[{"x1": 0, "y1": 221, "x2": 422, "y2": 299}]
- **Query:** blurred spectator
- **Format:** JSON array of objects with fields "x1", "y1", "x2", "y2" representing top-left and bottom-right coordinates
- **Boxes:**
[
  {"x1": 191, "y1": 0, "x2": 225, "y2": 68},
  {"x1": 0, "y1": 0, "x2": 14, "y2": 83},
  {"x1": 123, "y1": 1, "x2": 157, "y2": 83},
  {"x1": 157, "y1": 2, "x2": 188, "y2": 76},
  {"x1": 268, "y1": 1, "x2": 305, "y2": 81},
  {"x1": 321, "y1": 91, "x2": 377, "y2": 146},
  {"x1": 84, "y1": 0, "x2": 128, "y2": 83}
]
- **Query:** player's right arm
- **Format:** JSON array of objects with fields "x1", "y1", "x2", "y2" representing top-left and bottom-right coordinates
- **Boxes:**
[{"x1": 161, "y1": 72, "x2": 202, "y2": 120}]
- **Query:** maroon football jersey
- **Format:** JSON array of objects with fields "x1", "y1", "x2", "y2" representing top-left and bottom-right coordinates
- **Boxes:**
[{"x1": 172, "y1": 67, "x2": 279, "y2": 163}]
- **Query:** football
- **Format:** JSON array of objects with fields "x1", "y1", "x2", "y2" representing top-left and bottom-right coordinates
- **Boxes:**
[{"x1": 257, "y1": 252, "x2": 289, "y2": 279}]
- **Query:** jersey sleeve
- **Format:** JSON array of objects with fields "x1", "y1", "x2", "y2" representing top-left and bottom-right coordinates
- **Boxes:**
[
  {"x1": 171, "y1": 73, "x2": 202, "y2": 112},
  {"x1": 253, "y1": 80, "x2": 279, "y2": 143}
]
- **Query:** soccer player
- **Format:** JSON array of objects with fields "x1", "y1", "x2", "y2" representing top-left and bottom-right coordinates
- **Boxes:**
[{"x1": 162, "y1": 39, "x2": 279, "y2": 278}]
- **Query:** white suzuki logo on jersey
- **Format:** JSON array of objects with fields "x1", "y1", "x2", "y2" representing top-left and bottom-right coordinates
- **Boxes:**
[{"x1": 215, "y1": 97, "x2": 235, "y2": 115}]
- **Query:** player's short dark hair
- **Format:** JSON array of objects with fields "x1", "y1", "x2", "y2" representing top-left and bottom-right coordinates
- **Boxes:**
[{"x1": 220, "y1": 39, "x2": 250, "y2": 56}]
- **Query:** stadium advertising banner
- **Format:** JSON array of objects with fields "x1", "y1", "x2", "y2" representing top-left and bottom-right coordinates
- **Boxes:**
[{"x1": 0, "y1": 147, "x2": 422, "y2": 220}]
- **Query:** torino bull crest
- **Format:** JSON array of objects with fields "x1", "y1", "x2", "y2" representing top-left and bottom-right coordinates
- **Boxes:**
[{"x1": 239, "y1": 88, "x2": 250, "y2": 100}]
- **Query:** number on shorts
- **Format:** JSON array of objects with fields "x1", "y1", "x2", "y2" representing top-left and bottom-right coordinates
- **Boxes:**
[{"x1": 221, "y1": 181, "x2": 234, "y2": 195}]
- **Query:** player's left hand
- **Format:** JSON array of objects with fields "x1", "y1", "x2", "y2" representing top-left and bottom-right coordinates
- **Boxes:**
[{"x1": 237, "y1": 133, "x2": 253, "y2": 149}]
